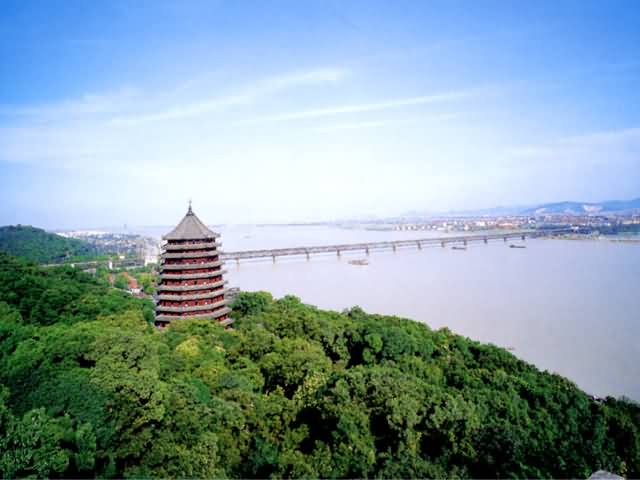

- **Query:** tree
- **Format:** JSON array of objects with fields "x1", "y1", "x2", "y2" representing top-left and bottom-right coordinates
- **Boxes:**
[{"x1": 0, "y1": 273, "x2": 638, "y2": 478}]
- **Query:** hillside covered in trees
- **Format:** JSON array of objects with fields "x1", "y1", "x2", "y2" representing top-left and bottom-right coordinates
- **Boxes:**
[
  {"x1": 0, "y1": 251, "x2": 638, "y2": 478},
  {"x1": 0, "y1": 225, "x2": 100, "y2": 264}
]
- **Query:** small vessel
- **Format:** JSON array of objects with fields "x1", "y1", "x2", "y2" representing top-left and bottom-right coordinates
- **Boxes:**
[
  {"x1": 348, "y1": 259, "x2": 369, "y2": 266},
  {"x1": 509, "y1": 244, "x2": 526, "y2": 249},
  {"x1": 451, "y1": 246, "x2": 467, "y2": 250}
]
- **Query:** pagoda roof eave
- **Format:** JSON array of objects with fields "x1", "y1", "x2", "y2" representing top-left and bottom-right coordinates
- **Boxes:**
[
  {"x1": 157, "y1": 289, "x2": 227, "y2": 301},
  {"x1": 159, "y1": 269, "x2": 227, "y2": 281},
  {"x1": 156, "y1": 299, "x2": 228, "y2": 314},
  {"x1": 155, "y1": 308, "x2": 232, "y2": 322},
  {"x1": 156, "y1": 280, "x2": 228, "y2": 293},
  {"x1": 162, "y1": 241, "x2": 222, "y2": 251},
  {"x1": 163, "y1": 205, "x2": 220, "y2": 241}
]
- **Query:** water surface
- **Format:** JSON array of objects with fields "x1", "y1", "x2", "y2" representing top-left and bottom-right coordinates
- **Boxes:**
[{"x1": 214, "y1": 226, "x2": 640, "y2": 400}]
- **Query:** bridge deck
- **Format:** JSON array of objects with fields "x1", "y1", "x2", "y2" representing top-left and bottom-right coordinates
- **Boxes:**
[
  {"x1": 43, "y1": 229, "x2": 572, "y2": 268},
  {"x1": 221, "y1": 229, "x2": 570, "y2": 261}
]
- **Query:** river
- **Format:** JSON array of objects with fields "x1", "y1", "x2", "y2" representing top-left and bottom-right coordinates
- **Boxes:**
[{"x1": 134, "y1": 224, "x2": 640, "y2": 400}]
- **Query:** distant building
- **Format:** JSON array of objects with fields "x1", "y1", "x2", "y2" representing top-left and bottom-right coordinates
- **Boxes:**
[
  {"x1": 155, "y1": 204, "x2": 231, "y2": 328},
  {"x1": 144, "y1": 254, "x2": 158, "y2": 266},
  {"x1": 124, "y1": 273, "x2": 141, "y2": 295}
]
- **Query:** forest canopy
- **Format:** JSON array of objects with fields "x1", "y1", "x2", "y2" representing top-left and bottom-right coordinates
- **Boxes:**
[
  {"x1": 0, "y1": 225, "x2": 99, "y2": 264},
  {"x1": 0, "y1": 252, "x2": 638, "y2": 478}
]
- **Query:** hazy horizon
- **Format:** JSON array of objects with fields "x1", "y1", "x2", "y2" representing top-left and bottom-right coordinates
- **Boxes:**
[
  {"x1": 1, "y1": 1, "x2": 639, "y2": 228},
  {"x1": 10, "y1": 193, "x2": 632, "y2": 232}
]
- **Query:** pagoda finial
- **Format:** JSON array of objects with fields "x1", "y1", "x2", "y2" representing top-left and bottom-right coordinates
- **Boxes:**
[{"x1": 187, "y1": 198, "x2": 193, "y2": 215}]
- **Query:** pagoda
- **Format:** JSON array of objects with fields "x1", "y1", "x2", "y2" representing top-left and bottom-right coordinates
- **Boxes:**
[{"x1": 155, "y1": 203, "x2": 231, "y2": 328}]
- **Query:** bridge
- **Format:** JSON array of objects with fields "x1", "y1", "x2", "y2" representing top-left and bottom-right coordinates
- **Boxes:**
[
  {"x1": 43, "y1": 228, "x2": 572, "y2": 269},
  {"x1": 221, "y1": 229, "x2": 572, "y2": 263}
]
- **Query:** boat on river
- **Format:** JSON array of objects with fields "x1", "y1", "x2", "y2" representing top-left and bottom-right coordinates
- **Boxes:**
[{"x1": 348, "y1": 259, "x2": 369, "y2": 266}]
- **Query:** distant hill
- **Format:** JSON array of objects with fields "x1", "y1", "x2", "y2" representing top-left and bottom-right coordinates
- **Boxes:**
[
  {"x1": 400, "y1": 197, "x2": 640, "y2": 218},
  {"x1": 0, "y1": 225, "x2": 99, "y2": 263},
  {"x1": 522, "y1": 198, "x2": 640, "y2": 215}
]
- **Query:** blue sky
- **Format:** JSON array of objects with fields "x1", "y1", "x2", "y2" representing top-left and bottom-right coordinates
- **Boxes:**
[{"x1": 1, "y1": 0, "x2": 639, "y2": 228}]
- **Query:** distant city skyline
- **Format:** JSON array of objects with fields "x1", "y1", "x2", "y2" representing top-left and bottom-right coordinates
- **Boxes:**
[{"x1": 1, "y1": 0, "x2": 639, "y2": 229}]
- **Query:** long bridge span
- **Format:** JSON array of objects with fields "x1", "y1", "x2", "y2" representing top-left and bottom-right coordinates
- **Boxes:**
[
  {"x1": 43, "y1": 229, "x2": 573, "y2": 269},
  {"x1": 221, "y1": 229, "x2": 572, "y2": 263}
]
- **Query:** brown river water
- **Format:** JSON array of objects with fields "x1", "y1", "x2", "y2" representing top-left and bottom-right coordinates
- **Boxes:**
[{"x1": 136, "y1": 224, "x2": 640, "y2": 400}]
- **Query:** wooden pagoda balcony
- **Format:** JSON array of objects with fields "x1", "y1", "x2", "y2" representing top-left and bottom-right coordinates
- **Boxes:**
[
  {"x1": 156, "y1": 301, "x2": 229, "y2": 314},
  {"x1": 155, "y1": 307, "x2": 232, "y2": 323},
  {"x1": 156, "y1": 300, "x2": 228, "y2": 314},
  {"x1": 163, "y1": 241, "x2": 221, "y2": 251},
  {"x1": 161, "y1": 250, "x2": 220, "y2": 260},
  {"x1": 159, "y1": 270, "x2": 228, "y2": 281},
  {"x1": 157, "y1": 289, "x2": 227, "y2": 302},
  {"x1": 157, "y1": 280, "x2": 227, "y2": 293},
  {"x1": 160, "y1": 261, "x2": 223, "y2": 271}
]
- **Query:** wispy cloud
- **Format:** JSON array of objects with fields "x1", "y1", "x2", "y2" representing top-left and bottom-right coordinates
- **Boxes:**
[
  {"x1": 248, "y1": 90, "x2": 473, "y2": 123},
  {"x1": 507, "y1": 127, "x2": 640, "y2": 157},
  {"x1": 0, "y1": 66, "x2": 355, "y2": 168},
  {"x1": 110, "y1": 67, "x2": 348, "y2": 126},
  {"x1": 557, "y1": 127, "x2": 640, "y2": 146},
  {"x1": 309, "y1": 112, "x2": 465, "y2": 132},
  {"x1": 506, "y1": 127, "x2": 640, "y2": 159},
  {"x1": 311, "y1": 121, "x2": 386, "y2": 132},
  {"x1": 0, "y1": 88, "x2": 139, "y2": 119}
]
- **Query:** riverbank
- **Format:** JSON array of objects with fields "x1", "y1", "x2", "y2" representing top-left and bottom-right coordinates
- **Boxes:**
[{"x1": 545, "y1": 234, "x2": 640, "y2": 243}]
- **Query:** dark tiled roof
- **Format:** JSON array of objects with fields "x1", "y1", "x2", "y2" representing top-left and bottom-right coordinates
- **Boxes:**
[{"x1": 163, "y1": 205, "x2": 219, "y2": 241}]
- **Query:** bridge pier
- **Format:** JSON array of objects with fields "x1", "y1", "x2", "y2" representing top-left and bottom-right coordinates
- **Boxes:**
[{"x1": 220, "y1": 230, "x2": 541, "y2": 263}]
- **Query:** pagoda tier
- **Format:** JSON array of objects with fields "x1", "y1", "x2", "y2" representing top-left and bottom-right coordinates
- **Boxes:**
[
  {"x1": 157, "y1": 280, "x2": 227, "y2": 293},
  {"x1": 155, "y1": 204, "x2": 231, "y2": 328},
  {"x1": 163, "y1": 241, "x2": 222, "y2": 251},
  {"x1": 159, "y1": 270, "x2": 228, "y2": 281}
]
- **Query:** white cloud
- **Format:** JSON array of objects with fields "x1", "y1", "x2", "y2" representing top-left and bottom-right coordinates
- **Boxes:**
[
  {"x1": 248, "y1": 90, "x2": 473, "y2": 123},
  {"x1": 309, "y1": 112, "x2": 464, "y2": 132},
  {"x1": 110, "y1": 67, "x2": 349, "y2": 126},
  {"x1": 558, "y1": 127, "x2": 640, "y2": 147},
  {"x1": 506, "y1": 127, "x2": 640, "y2": 159},
  {"x1": 0, "y1": 88, "x2": 139, "y2": 119},
  {"x1": 0, "y1": 66, "x2": 354, "y2": 169},
  {"x1": 311, "y1": 121, "x2": 386, "y2": 132}
]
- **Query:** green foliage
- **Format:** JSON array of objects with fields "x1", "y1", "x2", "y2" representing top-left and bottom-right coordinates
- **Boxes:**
[
  {"x1": 0, "y1": 225, "x2": 100, "y2": 264},
  {"x1": 0, "y1": 386, "x2": 96, "y2": 478},
  {"x1": 138, "y1": 272, "x2": 156, "y2": 294},
  {"x1": 0, "y1": 252, "x2": 154, "y2": 326},
  {"x1": 113, "y1": 273, "x2": 129, "y2": 290},
  {"x1": 230, "y1": 290, "x2": 273, "y2": 317},
  {"x1": 0, "y1": 265, "x2": 638, "y2": 478}
]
